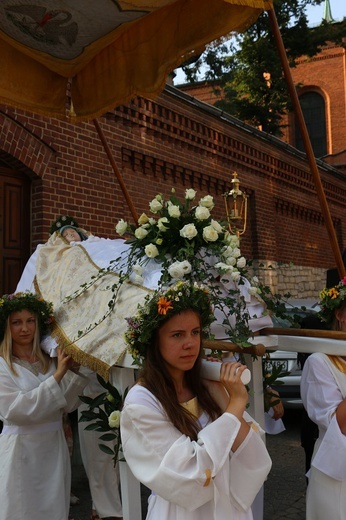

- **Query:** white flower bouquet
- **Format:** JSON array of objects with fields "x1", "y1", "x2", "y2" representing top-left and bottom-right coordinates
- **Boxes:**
[{"x1": 115, "y1": 188, "x2": 262, "y2": 346}]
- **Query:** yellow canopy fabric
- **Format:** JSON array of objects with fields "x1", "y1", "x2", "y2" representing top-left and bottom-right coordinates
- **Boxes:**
[
  {"x1": 0, "y1": 0, "x2": 273, "y2": 121},
  {"x1": 34, "y1": 233, "x2": 152, "y2": 380}
]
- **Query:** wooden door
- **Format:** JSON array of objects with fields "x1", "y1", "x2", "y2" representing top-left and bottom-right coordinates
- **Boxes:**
[{"x1": 0, "y1": 167, "x2": 31, "y2": 294}]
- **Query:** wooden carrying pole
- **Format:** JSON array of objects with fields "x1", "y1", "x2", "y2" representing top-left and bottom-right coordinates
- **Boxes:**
[
  {"x1": 93, "y1": 118, "x2": 139, "y2": 225},
  {"x1": 267, "y1": 8, "x2": 345, "y2": 279}
]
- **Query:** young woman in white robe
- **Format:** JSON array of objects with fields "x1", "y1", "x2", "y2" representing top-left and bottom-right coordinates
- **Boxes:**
[
  {"x1": 121, "y1": 281, "x2": 272, "y2": 520},
  {"x1": 0, "y1": 292, "x2": 88, "y2": 520},
  {"x1": 300, "y1": 278, "x2": 346, "y2": 520}
]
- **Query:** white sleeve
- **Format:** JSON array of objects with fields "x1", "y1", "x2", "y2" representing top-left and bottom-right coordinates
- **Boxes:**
[
  {"x1": 0, "y1": 360, "x2": 88, "y2": 423},
  {"x1": 121, "y1": 386, "x2": 271, "y2": 512},
  {"x1": 301, "y1": 354, "x2": 344, "y2": 429},
  {"x1": 59, "y1": 370, "x2": 89, "y2": 413},
  {"x1": 301, "y1": 354, "x2": 346, "y2": 480},
  {"x1": 0, "y1": 362, "x2": 67, "y2": 425}
]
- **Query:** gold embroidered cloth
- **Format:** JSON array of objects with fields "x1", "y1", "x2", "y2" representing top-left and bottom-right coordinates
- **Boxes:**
[
  {"x1": 0, "y1": 0, "x2": 272, "y2": 121},
  {"x1": 34, "y1": 233, "x2": 151, "y2": 379}
]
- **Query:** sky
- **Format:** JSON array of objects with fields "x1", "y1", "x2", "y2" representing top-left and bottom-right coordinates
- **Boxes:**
[
  {"x1": 174, "y1": 0, "x2": 345, "y2": 84},
  {"x1": 308, "y1": 0, "x2": 345, "y2": 24}
]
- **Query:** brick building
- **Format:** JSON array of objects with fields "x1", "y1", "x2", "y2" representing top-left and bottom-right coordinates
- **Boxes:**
[
  {"x1": 281, "y1": 38, "x2": 346, "y2": 169},
  {"x1": 1, "y1": 83, "x2": 345, "y2": 297},
  {"x1": 177, "y1": 36, "x2": 345, "y2": 165}
]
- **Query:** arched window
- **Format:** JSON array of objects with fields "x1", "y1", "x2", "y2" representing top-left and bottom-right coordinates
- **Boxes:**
[{"x1": 295, "y1": 91, "x2": 327, "y2": 158}]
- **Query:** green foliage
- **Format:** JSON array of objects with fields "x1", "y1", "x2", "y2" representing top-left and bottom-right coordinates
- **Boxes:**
[
  {"x1": 79, "y1": 374, "x2": 127, "y2": 466},
  {"x1": 180, "y1": 0, "x2": 346, "y2": 136}
]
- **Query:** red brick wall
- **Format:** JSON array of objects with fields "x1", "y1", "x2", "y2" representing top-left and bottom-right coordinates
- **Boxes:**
[
  {"x1": 281, "y1": 41, "x2": 346, "y2": 156},
  {"x1": 0, "y1": 85, "x2": 345, "y2": 278}
]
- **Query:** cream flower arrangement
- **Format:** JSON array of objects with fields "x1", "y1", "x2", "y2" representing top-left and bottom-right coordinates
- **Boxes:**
[{"x1": 115, "y1": 188, "x2": 266, "y2": 346}]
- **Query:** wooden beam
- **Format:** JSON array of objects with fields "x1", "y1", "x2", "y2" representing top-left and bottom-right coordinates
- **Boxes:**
[
  {"x1": 267, "y1": 8, "x2": 345, "y2": 279},
  {"x1": 93, "y1": 118, "x2": 139, "y2": 225}
]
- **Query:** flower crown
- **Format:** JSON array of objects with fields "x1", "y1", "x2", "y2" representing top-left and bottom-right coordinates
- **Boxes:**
[
  {"x1": 124, "y1": 281, "x2": 215, "y2": 365},
  {"x1": 318, "y1": 277, "x2": 346, "y2": 326},
  {"x1": 0, "y1": 292, "x2": 54, "y2": 342},
  {"x1": 49, "y1": 215, "x2": 79, "y2": 236}
]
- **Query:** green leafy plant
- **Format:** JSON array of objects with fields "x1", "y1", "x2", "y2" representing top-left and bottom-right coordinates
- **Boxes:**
[{"x1": 79, "y1": 374, "x2": 128, "y2": 466}]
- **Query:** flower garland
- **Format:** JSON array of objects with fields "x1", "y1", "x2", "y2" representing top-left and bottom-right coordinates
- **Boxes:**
[
  {"x1": 318, "y1": 277, "x2": 346, "y2": 326},
  {"x1": 49, "y1": 215, "x2": 79, "y2": 236},
  {"x1": 124, "y1": 280, "x2": 215, "y2": 365},
  {"x1": 0, "y1": 292, "x2": 54, "y2": 341}
]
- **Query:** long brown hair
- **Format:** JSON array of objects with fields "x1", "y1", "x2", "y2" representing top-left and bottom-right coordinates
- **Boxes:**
[{"x1": 140, "y1": 310, "x2": 222, "y2": 440}]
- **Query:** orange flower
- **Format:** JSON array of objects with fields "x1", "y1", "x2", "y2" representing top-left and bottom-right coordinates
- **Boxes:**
[
  {"x1": 157, "y1": 297, "x2": 173, "y2": 315},
  {"x1": 329, "y1": 288, "x2": 339, "y2": 299}
]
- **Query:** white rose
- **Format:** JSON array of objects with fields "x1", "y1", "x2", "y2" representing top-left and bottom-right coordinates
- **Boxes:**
[
  {"x1": 248, "y1": 286, "x2": 260, "y2": 296},
  {"x1": 225, "y1": 256, "x2": 237, "y2": 266},
  {"x1": 211, "y1": 219, "x2": 223, "y2": 233},
  {"x1": 222, "y1": 245, "x2": 233, "y2": 258},
  {"x1": 199, "y1": 195, "x2": 214, "y2": 209},
  {"x1": 195, "y1": 206, "x2": 210, "y2": 220},
  {"x1": 224, "y1": 231, "x2": 240, "y2": 246},
  {"x1": 214, "y1": 262, "x2": 233, "y2": 273},
  {"x1": 145, "y1": 243, "x2": 159, "y2": 258},
  {"x1": 158, "y1": 217, "x2": 169, "y2": 231},
  {"x1": 115, "y1": 219, "x2": 128, "y2": 236},
  {"x1": 149, "y1": 198, "x2": 163, "y2": 213},
  {"x1": 108, "y1": 410, "x2": 121, "y2": 429},
  {"x1": 134, "y1": 227, "x2": 148, "y2": 239},
  {"x1": 138, "y1": 213, "x2": 149, "y2": 225},
  {"x1": 168, "y1": 260, "x2": 192, "y2": 279},
  {"x1": 180, "y1": 223, "x2": 198, "y2": 240},
  {"x1": 185, "y1": 188, "x2": 197, "y2": 200},
  {"x1": 203, "y1": 225, "x2": 219, "y2": 242},
  {"x1": 237, "y1": 256, "x2": 247, "y2": 268},
  {"x1": 231, "y1": 270, "x2": 241, "y2": 281},
  {"x1": 252, "y1": 276, "x2": 259, "y2": 285},
  {"x1": 167, "y1": 204, "x2": 181, "y2": 218},
  {"x1": 232, "y1": 247, "x2": 241, "y2": 259}
]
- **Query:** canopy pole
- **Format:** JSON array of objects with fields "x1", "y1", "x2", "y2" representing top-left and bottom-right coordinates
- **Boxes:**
[
  {"x1": 267, "y1": 8, "x2": 345, "y2": 279},
  {"x1": 93, "y1": 118, "x2": 139, "y2": 225}
]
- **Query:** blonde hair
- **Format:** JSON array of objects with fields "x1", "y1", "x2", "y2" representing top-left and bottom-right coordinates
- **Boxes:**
[{"x1": 0, "y1": 315, "x2": 51, "y2": 376}]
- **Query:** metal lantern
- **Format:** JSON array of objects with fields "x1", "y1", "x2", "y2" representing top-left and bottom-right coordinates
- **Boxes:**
[{"x1": 223, "y1": 171, "x2": 248, "y2": 236}]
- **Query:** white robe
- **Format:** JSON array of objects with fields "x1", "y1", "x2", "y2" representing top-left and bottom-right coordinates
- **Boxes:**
[
  {"x1": 0, "y1": 358, "x2": 88, "y2": 520},
  {"x1": 121, "y1": 385, "x2": 272, "y2": 520},
  {"x1": 301, "y1": 353, "x2": 346, "y2": 520}
]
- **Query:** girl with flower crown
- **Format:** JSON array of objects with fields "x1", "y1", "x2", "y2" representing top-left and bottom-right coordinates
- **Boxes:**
[
  {"x1": 0, "y1": 292, "x2": 89, "y2": 520},
  {"x1": 301, "y1": 277, "x2": 346, "y2": 520},
  {"x1": 121, "y1": 281, "x2": 272, "y2": 520}
]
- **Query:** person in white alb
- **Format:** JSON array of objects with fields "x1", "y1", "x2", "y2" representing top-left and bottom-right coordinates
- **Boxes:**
[
  {"x1": 121, "y1": 281, "x2": 272, "y2": 520},
  {"x1": 301, "y1": 277, "x2": 346, "y2": 520},
  {"x1": 0, "y1": 292, "x2": 88, "y2": 520}
]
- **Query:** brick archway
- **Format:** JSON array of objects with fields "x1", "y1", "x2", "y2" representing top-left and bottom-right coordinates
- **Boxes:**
[
  {"x1": 0, "y1": 111, "x2": 56, "y2": 292},
  {"x1": 0, "y1": 111, "x2": 55, "y2": 178}
]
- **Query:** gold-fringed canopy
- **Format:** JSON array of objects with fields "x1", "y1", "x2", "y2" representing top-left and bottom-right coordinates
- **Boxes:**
[{"x1": 0, "y1": 0, "x2": 272, "y2": 121}]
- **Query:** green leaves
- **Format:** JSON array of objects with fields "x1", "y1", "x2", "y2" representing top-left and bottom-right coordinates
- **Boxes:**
[{"x1": 79, "y1": 376, "x2": 127, "y2": 467}]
